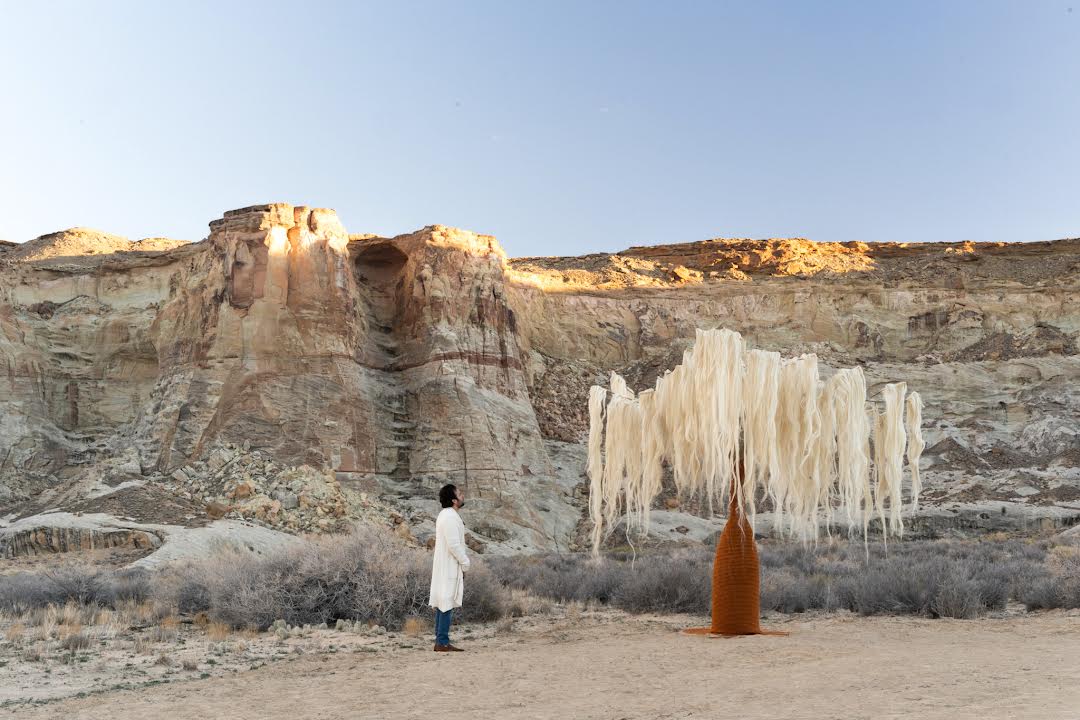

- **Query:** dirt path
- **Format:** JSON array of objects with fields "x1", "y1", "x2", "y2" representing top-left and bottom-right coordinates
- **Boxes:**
[{"x1": 9, "y1": 611, "x2": 1080, "y2": 720}]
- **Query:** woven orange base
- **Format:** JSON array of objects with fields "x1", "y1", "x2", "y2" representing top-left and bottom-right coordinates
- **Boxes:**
[{"x1": 684, "y1": 466, "x2": 788, "y2": 638}]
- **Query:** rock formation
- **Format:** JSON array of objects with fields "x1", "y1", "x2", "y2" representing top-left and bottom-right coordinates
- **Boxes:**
[{"x1": 2, "y1": 205, "x2": 1078, "y2": 558}]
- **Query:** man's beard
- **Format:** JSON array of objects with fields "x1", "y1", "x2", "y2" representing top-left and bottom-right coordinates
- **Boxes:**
[{"x1": 457, "y1": 499, "x2": 466, "y2": 509}]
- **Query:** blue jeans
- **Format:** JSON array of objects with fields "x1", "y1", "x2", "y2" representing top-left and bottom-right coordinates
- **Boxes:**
[{"x1": 434, "y1": 608, "x2": 453, "y2": 646}]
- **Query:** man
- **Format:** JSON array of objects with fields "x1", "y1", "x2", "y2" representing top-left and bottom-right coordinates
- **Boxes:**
[{"x1": 429, "y1": 483, "x2": 470, "y2": 652}]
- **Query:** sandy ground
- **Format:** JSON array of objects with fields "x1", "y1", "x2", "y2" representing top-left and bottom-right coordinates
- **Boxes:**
[{"x1": 5, "y1": 608, "x2": 1079, "y2": 720}]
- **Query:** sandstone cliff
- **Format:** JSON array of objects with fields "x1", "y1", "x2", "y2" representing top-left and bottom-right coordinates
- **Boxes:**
[{"x1": 2, "y1": 205, "x2": 1078, "y2": 558}]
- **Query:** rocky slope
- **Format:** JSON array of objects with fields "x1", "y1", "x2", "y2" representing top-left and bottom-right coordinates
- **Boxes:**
[{"x1": 2, "y1": 205, "x2": 1078, "y2": 560}]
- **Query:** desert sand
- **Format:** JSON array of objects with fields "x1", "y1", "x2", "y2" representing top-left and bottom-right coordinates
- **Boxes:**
[{"x1": 7, "y1": 608, "x2": 1078, "y2": 720}]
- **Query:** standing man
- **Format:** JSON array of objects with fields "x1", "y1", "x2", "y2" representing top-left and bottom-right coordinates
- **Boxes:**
[{"x1": 429, "y1": 483, "x2": 470, "y2": 652}]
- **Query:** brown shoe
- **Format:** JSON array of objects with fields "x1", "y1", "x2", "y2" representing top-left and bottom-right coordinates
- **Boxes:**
[{"x1": 433, "y1": 644, "x2": 451, "y2": 652}]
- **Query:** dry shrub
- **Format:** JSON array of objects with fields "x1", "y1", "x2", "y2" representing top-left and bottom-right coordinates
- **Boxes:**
[
  {"x1": 0, "y1": 573, "x2": 54, "y2": 614},
  {"x1": 182, "y1": 659, "x2": 199, "y2": 671},
  {"x1": 490, "y1": 554, "x2": 624, "y2": 605},
  {"x1": 493, "y1": 538, "x2": 1059, "y2": 619},
  {"x1": 457, "y1": 564, "x2": 508, "y2": 623},
  {"x1": 165, "y1": 567, "x2": 212, "y2": 616},
  {"x1": 176, "y1": 527, "x2": 435, "y2": 631},
  {"x1": 931, "y1": 576, "x2": 985, "y2": 619},
  {"x1": 40, "y1": 567, "x2": 105, "y2": 606},
  {"x1": 61, "y1": 631, "x2": 91, "y2": 652},
  {"x1": 1022, "y1": 545, "x2": 1080, "y2": 610},
  {"x1": 1047, "y1": 545, "x2": 1080, "y2": 575},
  {"x1": 613, "y1": 552, "x2": 711, "y2": 614},
  {"x1": 0, "y1": 565, "x2": 151, "y2": 613},
  {"x1": 506, "y1": 589, "x2": 551, "y2": 617}
]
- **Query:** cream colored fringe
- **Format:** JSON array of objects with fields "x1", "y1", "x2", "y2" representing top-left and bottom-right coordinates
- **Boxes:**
[
  {"x1": 587, "y1": 385, "x2": 608, "y2": 556},
  {"x1": 586, "y1": 328, "x2": 924, "y2": 555},
  {"x1": 874, "y1": 382, "x2": 908, "y2": 537},
  {"x1": 741, "y1": 349, "x2": 781, "y2": 530},
  {"x1": 905, "y1": 391, "x2": 925, "y2": 513},
  {"x1": 830, "y1": 368, "x2": 872, "y2": 538}
]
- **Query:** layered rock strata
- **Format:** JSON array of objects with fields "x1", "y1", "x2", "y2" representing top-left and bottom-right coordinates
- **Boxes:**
[{"x1": 2, "y1": 207, "x2": 1078, "y2": 555}]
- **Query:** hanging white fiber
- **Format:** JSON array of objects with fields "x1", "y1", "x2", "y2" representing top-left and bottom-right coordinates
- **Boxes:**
[
  {"x1": 875, "y1": 382, "x2": 908, "y2": 536},
  {"x1": 905, "y1": 391, "x2": 925, "y2": 513},
  {"x1": 585, "y1": 328, "x2": 925, "y2": 552},
  {"x1": 771, "y1": 354, "x2": 820, "y2": 538},
  {"x1": 637, "y1": 388, "x2": 665, "y2": 537},
  {"x1": 587, "y1": 385, "x2": 608, "y2": 556},
  {"x1": 741, "y1": 349, "x2": 782, "y2": 529},
  {"x1": 654, "y1": 330, "x2": 743, "y2": 515},
  {"x1": 601, "y1": 372, "x2": 642, "y2": 546},
  {"x1": 871, "y1": 409, "x2": 887, "y2": 538},
  {"x1": 675, "y1": 330, "x2": 742, "y2": 513},
  {"x1": 809, "y1": 378, "x2": 840, "y2": 540},
  {"x1": 714, "y1": 329, "x2": 745, "y2": 511},
  {"x1": 830, "y1": 367, "x2": 872, "y2": 538}
]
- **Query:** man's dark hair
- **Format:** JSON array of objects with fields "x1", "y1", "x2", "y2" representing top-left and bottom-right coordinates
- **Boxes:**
[{"x1": 439, "y1": 484, "x2": 458, "y2": 509}]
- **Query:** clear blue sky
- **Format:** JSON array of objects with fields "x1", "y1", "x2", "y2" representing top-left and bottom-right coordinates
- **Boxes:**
[{"x1": 1, "y1": 1, "x2": 1077, "y2": 256}]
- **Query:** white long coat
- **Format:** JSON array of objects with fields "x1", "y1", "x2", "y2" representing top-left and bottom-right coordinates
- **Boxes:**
[{"x1": 429, "y1": 507, "x2": 471, "y2": 612}]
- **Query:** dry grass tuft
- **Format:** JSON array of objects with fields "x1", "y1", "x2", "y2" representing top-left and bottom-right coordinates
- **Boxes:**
[
  {"x1": 60, "y1": 601, "x2": 83, "y2": 626},
  {"x1": 93, "y1": 608, "x2": 122, "y2": 641},
  {"x1": 1047, "y1": 545, "x2": 1080, "y2": 574},
  {"x1": 117, "y1": 599, "x2": 170, "y2": 626},
  {"x1": 58, "y1": 620, "x2": 84, "y2": 641},
  {"x1": 4, "y1": 622, "x2": 25, "y2": 645},
  {"x1": 207, "y1": 622, "x2": 231, "y2": 641},
  {"x1": 150, "y1": 617, "x2": 179, "y2": 644},
  {"x1": 403, "y1": 616, "x2": 426, "y2": 637},
  {"x1": 60, "y1": 630, "x2": 91, "y2": 652},
  {"x1": 509, "y1": 590, "x2": 553, "y2": 617},
  {"x1": 32, "y1": 605, "x2": 59, "y2": 642}
]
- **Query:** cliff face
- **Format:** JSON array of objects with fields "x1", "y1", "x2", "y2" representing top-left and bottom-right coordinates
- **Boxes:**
[
  {"x1": 2, "y1": 207, "x2": 1079, "y2": 556},
  {"x1": 507, "y1": 238, "x2": 1080, "y2": 535}
]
